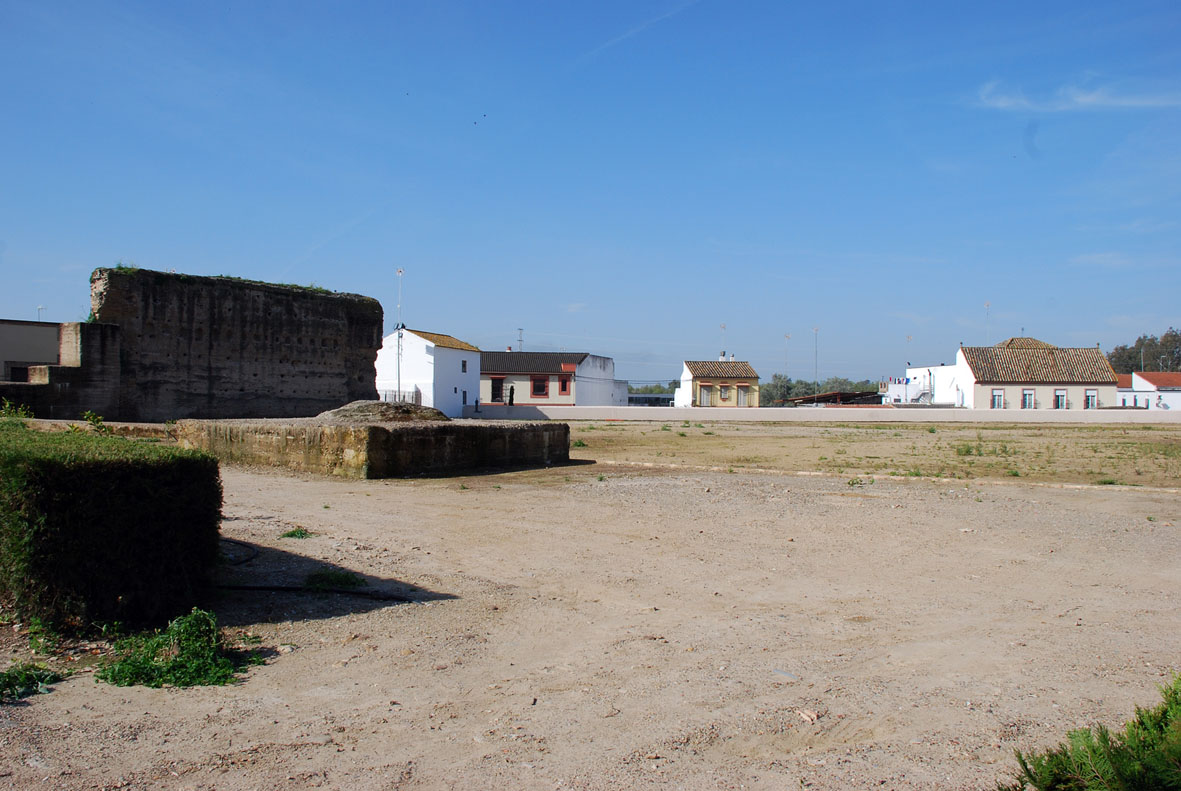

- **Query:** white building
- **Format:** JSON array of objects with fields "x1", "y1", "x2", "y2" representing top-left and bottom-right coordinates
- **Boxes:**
[
  {"x1": 1118, "y1": 371, "x2": 1181, "y2": 410},
  {"x1": 479, "y1": 351, "x2": 626, "y2": 406},
  {"x1": 881, "y1": 338, "x2": 1117, "y2": 410},
  {"x1": 375, "y1": 329, "x2": 480, "y2": 418}
]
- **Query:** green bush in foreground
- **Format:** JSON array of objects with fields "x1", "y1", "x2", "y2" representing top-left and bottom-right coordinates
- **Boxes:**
[
  {"x1": 0, "y1": 420, "x2": 221, "y2": 630},
  {"x1": 999, "y1": 675, "x2": 1181, "y2": 790},
  {"x1": 97, "y1": 608, "x2": 257, "y2": 688},
  {"x1": 0, "y1": 662, "x2": 65, "y2": 702}
]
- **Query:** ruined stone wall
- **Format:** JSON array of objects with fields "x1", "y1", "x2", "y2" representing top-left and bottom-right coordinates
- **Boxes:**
[
  {"x1": 0, "y1": 323, "x2": 121, "y2": 420},
  {"x1": 91, "y1": 268, "x2": 382, "y2": 421},
  {"x1": 176, "y1": 419, "x2": 570, "y2": 479}
]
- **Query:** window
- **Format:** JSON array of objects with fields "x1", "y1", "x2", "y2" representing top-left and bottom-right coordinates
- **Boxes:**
[
  {"x1": 699, "y1": 385, "x2": 712, "y2": 406},
  {"x1": 720, "y1": 385, "x2": 730, "y2": 401},
  {"x1": 991, "y1": 389, "x2": 1004, "y2": 409},
  {"x1": 1022, "y1": 389, "x2": 1035, "y2": 409},
  {"x1": 1085, "y1": 389, "x2": 1097, "y2": 409},
  {"x1": 462, "y1": 390, "x2": 467, "y2": 405},
  {"x1": 737, "y1": 385, "x2": 748, "y2": 407},
  {"x1": 559, "y1": 375, "x2": 570, "y2": 395},
  {"x1": 461, "y1": 359, "x2": 467, "y2": 373},
  {"x1": 490, "y1": 378, "x2": 504, "y2": 402},
  {"x1": 1054, "y1": 389, "x2": 1067, "y2": 409},
  {"x1": 531, "y1": 376, "x2": 549, "y2": 397}
]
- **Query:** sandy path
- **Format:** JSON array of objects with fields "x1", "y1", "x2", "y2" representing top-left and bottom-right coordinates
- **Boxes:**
[{"x1": 2, "y1": 464, "x2": 1179, "y2": 790}]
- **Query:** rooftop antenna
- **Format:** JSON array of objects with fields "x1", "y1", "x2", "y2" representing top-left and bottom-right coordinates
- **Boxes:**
[
  {"x1": 783, "y1": 333, "x2": 790, "y2": 379},
  {"x1": 984, "y1": 301, "x2": 991, "y2": 345},
  {"x1": 396, "y1": 268, "x2": 404, "y2": 401},
  {"x1": 517, "y1": 327, "x2": 524, "y2": 352},
  {"x1": 720, "y1": 323, "x2": 726, "y2": 357},
  {"x1": 36, "y1": 305, "x2": 45, "y2": 322}
]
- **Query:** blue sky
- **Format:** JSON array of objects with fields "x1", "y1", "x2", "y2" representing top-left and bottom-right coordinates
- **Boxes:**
[{"x1": 2, "y1": 1, "x2": 1178, "y2": 383}]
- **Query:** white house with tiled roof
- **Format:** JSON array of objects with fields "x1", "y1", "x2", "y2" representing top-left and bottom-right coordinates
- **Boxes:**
[
  {"x1": 1125, "y1": 371, "x2": 1181, "y2": 410},
  {"x1": 673, "y1": 356, "x2": 760, "y2": 407},
  {"x1": 375, "y1": 329, "x2": 480, "y2": 417},
  {"x1": 479, "y1": 350, "x2": 625, "y2": 406},
  {"x1": 895, "y1": 338, "x2": 1117, "y2": 410}
]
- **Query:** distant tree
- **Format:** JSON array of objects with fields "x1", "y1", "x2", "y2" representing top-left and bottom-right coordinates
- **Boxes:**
[
  {"x1": 759, "y1": 374, "x2": 792, "y2": 405},
  {"x1": 1107, "y1": 328, "x2": 1181, "y2": 373},
  {"x1": 627, "y1": 381, "x2": 678, "y2": 394}
]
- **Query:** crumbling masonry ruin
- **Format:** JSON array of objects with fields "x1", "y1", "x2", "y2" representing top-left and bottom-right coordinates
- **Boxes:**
[{"x1": 0, "y1": 268, "x2": 383, "y2": 421}]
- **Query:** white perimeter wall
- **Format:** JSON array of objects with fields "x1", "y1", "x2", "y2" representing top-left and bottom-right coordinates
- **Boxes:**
[{"x1": 673, "y1": 364, "x2": 693, "y2": 407}]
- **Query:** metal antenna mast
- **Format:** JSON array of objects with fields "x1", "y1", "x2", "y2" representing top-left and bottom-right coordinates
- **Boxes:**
[
  {"x1": 396, "y1": 268, "x2": 404, "y2": 401},
  {"x1": 517, "y1": 328, "x2": 524, "y2": 352}
]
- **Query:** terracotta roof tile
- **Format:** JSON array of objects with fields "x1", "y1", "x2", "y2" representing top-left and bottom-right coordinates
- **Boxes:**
[
  {"x1": 1116, "y1": 374, "x2": 1133, "y2": 389},
  {"x1": 684, "y1": 360, "x2": 759, "y2": 379},
  {"x1": 961, "y1": 345, "x2": 1116, "y2": 384},
  {"x1": 480, "y1": 351, "x2": 589, "y2": 374},
  {"x1": 1136, "y1": 371, "x2": 1181, "y2": 389},
  {"x1": 406, "y1": 329, "x2": 480, "y2": 352}
]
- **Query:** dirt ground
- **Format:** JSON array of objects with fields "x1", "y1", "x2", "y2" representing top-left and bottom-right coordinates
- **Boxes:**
[{"x1": 2, "y1": 423, "x2": 1180, "y2": 790}]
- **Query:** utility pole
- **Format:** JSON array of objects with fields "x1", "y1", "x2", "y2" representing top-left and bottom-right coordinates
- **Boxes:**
[
  {"x1": 396, "y1": 268, "x2": 404, "y2": 401},
  {"x1": 783, "y1": 334, "x2": 790, "y2": 379},
  {"x1": 813, "y1": 327, "x2": 819, "y2": 394}
]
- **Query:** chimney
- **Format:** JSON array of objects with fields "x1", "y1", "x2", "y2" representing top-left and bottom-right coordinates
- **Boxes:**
[
  {"x1": 729, "y1": 354, "x2": 735, "y2": 361},
  {"x1": 507, "y1": 346, "x2": 512, "y2": 352},
  {"x1": 719, "y1": 351, "x2": 726, "y2": 361}
]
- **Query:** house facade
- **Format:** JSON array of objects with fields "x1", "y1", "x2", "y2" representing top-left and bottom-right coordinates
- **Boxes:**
[
  {"x1": 888, "y1": 338, "x2": 1117, "y2": 410},
  {"x1": 375, "y1": 329, "x2": 480, "y2": 418},
  {"x1": 673, "y1": 359, "x2": 760, "y2": 407},
  {"x1": 1123, "y1": 371, "x2": 1181, "y2": 410},
  {"x1": 479, "y1": 351, "x2": 624, "y2": 406}
]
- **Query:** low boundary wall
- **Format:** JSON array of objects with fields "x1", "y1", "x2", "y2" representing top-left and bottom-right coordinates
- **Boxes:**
[
  {"x1": 463, "y1": 404, "x2": 1180, "y2": 425},
  {"x1": 177, "y1": 419, "x2": 569, "y2": 479}
]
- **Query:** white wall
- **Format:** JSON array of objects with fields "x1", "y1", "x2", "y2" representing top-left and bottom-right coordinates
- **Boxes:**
[
  {"x1": 673, "y1": 363, "x2": 693, "y2": 407},
  {"x1": 572, "y1": 354, "x2": 618, "y2": 406},
  {"x1": 430, "y1": 345, "x2": 480, "y2": 417}
]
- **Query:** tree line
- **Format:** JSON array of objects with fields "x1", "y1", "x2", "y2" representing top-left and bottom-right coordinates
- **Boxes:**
[{"x1": 1106, "y1": 328, "x2": 1181, "y2": 374}]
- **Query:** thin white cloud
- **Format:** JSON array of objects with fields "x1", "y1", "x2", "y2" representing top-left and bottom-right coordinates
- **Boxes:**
[
  {"x1": 1070, "y1": 252, "x2": 1132, "y2": 268},
  {"x1": 977, "y1": 81, "x2": 1181, "y2": 112},
  {"x1": 581, "y1": 1, "x2": 700, "y2": 61},
  {"x1": 566, "y1": 302, "x2": 587, "y2": 314}
]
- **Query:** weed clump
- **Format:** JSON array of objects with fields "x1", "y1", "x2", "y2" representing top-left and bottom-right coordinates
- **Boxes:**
[
  {"x1": 999, "y1": 675, "x2": 1181, "y2": 791},
  {"x1": 97, "y1": 608, "x2": 255, "y2": 688},
  {"x1": 0, "y1": 662, "x2": 65, "y2": 702},
  {"x1": 280, "y1": 527, "x2": 312, "y2": 539}
]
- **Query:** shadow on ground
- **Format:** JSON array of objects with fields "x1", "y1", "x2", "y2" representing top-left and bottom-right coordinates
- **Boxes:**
[{"x1": 208, "y1": 538, "x2": 455, "y2": 628}]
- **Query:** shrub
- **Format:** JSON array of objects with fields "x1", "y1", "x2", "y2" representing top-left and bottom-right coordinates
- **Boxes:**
[
  {"x1": 999, "y1": 675, "x2": 1181, "y2": 791},
  {"x1": 280, "y1": 527, "x2": 312, "y2": 539},
  {"x1": 0, "y1": 421, "x2": 222, "y2": 631},
  {"x1": 0, "y1": 662, "x2": 65, "y2": 702},
  {"x1": 97, "y1": 608, "x2": 255, "y2": 688}
]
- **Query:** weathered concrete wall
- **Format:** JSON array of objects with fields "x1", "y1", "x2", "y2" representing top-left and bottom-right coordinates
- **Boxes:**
[
  {"x1": 0, "y1": 323, "x2": 122, "y2": 420},
  {"x1": 91, "y1": 268, "x2": 383, "y2": 421},
  {"x1": 176, "y1": 419, "x2": 569, "y2": 479}
]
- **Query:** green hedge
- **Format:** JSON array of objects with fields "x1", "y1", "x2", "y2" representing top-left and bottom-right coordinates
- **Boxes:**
[{"x1": 0, "y1": 420, "x2": 222, "y2": 631}]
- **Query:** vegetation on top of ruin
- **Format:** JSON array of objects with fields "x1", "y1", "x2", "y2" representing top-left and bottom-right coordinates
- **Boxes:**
[{"x1": 92, "y1": 265, "x2": 375, "y2": 299}]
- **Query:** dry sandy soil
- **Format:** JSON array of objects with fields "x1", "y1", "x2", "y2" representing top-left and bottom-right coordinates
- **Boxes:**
[{"x1": 2, "y1": 423, "x2": 1180, "y2": 790}]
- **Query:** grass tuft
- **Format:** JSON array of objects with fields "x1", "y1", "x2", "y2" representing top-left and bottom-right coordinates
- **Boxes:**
[{"x1": 96, "y1": 608, "x2": 257, "y2": 688}]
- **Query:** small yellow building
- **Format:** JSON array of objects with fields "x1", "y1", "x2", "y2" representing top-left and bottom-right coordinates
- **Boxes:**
[{"x1": 675, "y1": 359, "x2": 760, "y2": 407}]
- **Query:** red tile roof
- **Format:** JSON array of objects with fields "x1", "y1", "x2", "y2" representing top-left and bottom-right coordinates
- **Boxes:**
[
  {"x1": 684, "y1": 360, "x2": 759, "y2": 379},
  {"x1": 1116, "y1": 374, "x2": 1133, "y2": 389},
  {"x1": 1136, "y1": 371, "x2": 1181, "y2": 389},
  {"x1": 406, "y1": 329, "x2": 480, "y2": 352},
  {"x1": 961, "y1": 344, "x2": 1116, "y2": 384}
]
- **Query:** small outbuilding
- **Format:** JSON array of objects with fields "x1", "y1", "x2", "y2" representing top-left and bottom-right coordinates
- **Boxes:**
[{"x1": 673, "y1": 357, "x2": 759, "y2": 407}]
